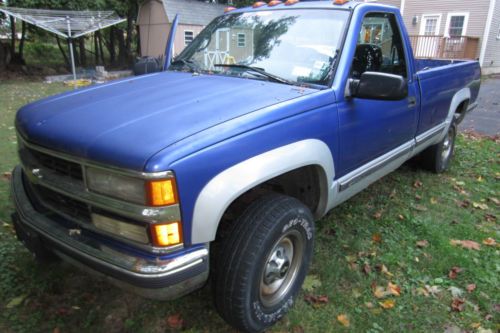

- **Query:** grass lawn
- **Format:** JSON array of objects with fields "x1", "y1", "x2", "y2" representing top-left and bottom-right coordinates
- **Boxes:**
[{"x1": 0, "y1": 79, "x2": 498, "y2": 333}]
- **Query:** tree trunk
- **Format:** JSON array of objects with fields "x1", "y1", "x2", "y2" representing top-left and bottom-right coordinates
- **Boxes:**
[
  {"x1": 78, "y1": 37, "x2": 87, "y2": 68},
  {"x1": 125, "y1": 13, "x2": 134, "y2": 64},
  {"x1": 10, "y1": 16, "x2": 16, "y2": 56},
  {"x1": 18, "y1": 21, "x2": 26, "y2": 60},
  {"x1": 105, "y1": 27, "x2": 116, "y2": 64},
  {"x1": 97, "y1": 31, "x2": 105, "y2": 66},
  {"x1": 136, "y1": 24, "x2": 141, "y2": 56},
  {"x1": 56, "y1": 36, "x2": 70, "y2": 70},
  {"x1": 94, "y1": 33, "x2": 99, "y2": 65},
  {"x1": 116, "y1": 28, "x2": 126, "y2": 66}
]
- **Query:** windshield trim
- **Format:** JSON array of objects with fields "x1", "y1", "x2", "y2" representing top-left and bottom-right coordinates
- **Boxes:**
[{"x1": 172, "y1": 7, "x2": 353, "y2": 89}]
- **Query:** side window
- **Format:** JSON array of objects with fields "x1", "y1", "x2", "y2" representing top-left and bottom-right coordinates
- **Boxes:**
[
  {"x1": 352, "y1": 12, "x2": 407, "y2": 79},
  {"x1": 184, "y1": 31, "x2": 194, "y2": 46}
]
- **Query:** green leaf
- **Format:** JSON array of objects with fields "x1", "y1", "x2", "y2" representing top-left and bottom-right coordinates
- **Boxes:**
[
  {"x1": 6, "y1": 295, "x2": 27, "y2": 309},
  {"x1": 302, "y1": 274, "x2": 322, "y2": 292}
]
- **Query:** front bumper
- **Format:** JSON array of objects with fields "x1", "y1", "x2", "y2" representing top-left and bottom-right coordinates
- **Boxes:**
[{"x1": 10, "y1": 165, "x2": 209, "y2": 300}]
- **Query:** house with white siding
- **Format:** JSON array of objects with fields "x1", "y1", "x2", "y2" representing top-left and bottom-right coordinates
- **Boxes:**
[
  {"x1": 371, "y1": 0, "x2": 500, "y2": 74},
  {"x1": 137, "y1": 0, "x2": 225, "y2": 59}
]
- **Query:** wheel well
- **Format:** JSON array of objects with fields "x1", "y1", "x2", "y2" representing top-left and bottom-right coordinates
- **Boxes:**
[
  {"x1": 214, "y1": 165, "x2": 323, "y2": 242},
  {"x1": 454, "y1": 99, "x2": 469, "y2": 124}
]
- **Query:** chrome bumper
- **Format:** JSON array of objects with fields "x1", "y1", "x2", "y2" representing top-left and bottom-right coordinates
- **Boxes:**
[{"x1": 10, "y1": 165, "x2": 209, "y2": 300}]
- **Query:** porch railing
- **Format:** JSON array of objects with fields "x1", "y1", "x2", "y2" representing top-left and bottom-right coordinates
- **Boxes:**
[{"x1": 409, "y1": 35, "x2": 479, "y2": 59}]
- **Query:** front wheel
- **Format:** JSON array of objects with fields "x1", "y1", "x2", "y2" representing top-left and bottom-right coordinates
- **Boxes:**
[
  {"x1": 421, "y1": 123, "x2": 457, "y2": 173},
  {"x1": 214, "y1": 194, "x2": 314, "y2": 333}
]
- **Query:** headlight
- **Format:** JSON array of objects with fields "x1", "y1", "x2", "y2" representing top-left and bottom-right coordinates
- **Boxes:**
[
  {"x1": 86, "y1": 167, "x2": 179, "y2": 207},
  {"x1": 86, "y1": 167, "x2": 146, "y2": 204},
  {"x1": 92, "y1": 213, "x2": 149, "y2": 244}
]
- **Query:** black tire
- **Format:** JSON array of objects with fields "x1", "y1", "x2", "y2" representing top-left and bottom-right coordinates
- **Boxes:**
[
  {"x1": 421, "y1": 122, "x2": 457, "y2": 173},
  {"x1": 214, "y1": 194, "x2": 314, "y2": 333}
]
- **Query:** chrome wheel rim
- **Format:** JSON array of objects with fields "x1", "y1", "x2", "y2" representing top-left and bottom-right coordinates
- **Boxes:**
[
  {"x1": 441, "y1": 128, "x2": 454, "y2": 162},
  {"x1": 260, "y1": 229, "x2": 304, "y2": 307}
]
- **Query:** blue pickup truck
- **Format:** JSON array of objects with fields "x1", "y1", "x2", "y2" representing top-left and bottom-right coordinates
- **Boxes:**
[{"x1": 11, "y1": 1, "x2": 480, "y2": 332}]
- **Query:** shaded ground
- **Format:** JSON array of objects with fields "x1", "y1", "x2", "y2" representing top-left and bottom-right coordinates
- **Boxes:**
[{"x1": 460, "y1": 77, "x2": 500, "y2": 136}]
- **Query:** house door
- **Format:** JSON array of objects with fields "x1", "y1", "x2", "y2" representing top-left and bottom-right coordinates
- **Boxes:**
[
  {"x1": 204, "y1": 28, "x2": 230, "y2": 69},
  {"x1": 416, "y1": 15, "x2": 441, "y2": 57}
]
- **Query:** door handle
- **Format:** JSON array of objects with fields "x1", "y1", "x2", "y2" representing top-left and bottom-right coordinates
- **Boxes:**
[{"x1": 408, "y1": 96, "x2": 417, "y2": 108}]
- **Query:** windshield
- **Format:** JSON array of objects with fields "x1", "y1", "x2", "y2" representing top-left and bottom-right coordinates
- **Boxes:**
[{"x1": 173, "y1": 9, "x2": 349, "y2": 86}]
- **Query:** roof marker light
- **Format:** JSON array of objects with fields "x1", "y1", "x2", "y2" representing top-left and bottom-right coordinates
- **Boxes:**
[
  {"x1": 224, "y1": 6, "x2": 236, "y2": 12},
  {"x1": 334, "y1": 0, "x2": 349, "y2": 4},
  {"x1": 284, "y1": 0, "x2": 299, "y2": 5},
  {"x1": 268, "y1": 0, "x2": 282, "y2": 6},
  {"x1": 253, "y1": 1, "x2": 266, "y2": 7}
]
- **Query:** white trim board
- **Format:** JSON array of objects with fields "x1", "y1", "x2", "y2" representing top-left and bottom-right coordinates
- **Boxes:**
[{"x1": 480, "y1": 0, "x2": 497, "y2": 66}]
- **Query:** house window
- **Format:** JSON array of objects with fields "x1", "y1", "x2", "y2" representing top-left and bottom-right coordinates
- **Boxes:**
[
  {"x1": 445, "y1": 13, "x2": 469, "y2": 37},
  {"x1": 184, "y1": 31, "x2": 194, "y2": 46},
  {"x1": 237, "y1": 33, "x2": 246, "y2": 47}
]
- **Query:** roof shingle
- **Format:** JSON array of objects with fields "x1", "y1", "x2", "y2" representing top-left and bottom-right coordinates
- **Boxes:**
[{"x1": 162, "y1": 0, "x2": 226, "y2": 26}]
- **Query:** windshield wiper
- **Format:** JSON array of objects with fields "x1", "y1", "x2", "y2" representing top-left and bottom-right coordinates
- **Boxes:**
[
  {"x1": 213, "y1": 64, "x2": 294, "y2": 85},
  {"x1": 170, "y1": 58, "x2": 202, "y2": 73}
]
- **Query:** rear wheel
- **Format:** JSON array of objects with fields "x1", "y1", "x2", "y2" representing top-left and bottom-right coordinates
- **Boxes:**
[
  {"x1": 421, "y1": 122, "x2": 457, "y2": 173},
  {"x1": 214, "y1": 194, "x2": 314, "y2": 333}
]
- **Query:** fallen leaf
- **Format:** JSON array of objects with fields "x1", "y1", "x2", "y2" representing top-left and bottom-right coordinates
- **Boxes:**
[
  {"x1": 416, "y1": 240, "x2": 429, "y2": 248},
  {"x1": 304, "y1": 294, "x2": 329, "y2": 306},
  {"x1": 470, "y1": 323, "x2": 481, "y2": 329},
  {"x1": 352, "y1": 289, "x2": 362, "y2": 298},
  {"x1": 6, "y1": 295, "x2": 27, "y2": 309},
  {"x1": 415, "y1": 194, "x2": 422, "y2": 201},
  {"x1": 450, "y1": 239, "x2": 481, "y2": 250},
  {"x1": 375, "y1": 264, "x2": 393, "y2": 277},
  {"x1": 476, "y1": 175, "x2": 484, "y2": 182},
  {"x1": 292, "y1": 326, "x2": 305, "y2": 333},
  {"x1": 373, "y1": 286, "x2": 387, "y2": 299},
  {"x1": 488, "y1": 197, "x2": 499, "y2": 205},
  {"x1": 477, "y1": 328, "x2": 493, "y2": 333},
  {"x1": 448, "y1": 286, "x2": 464, "y2": 298},
  {"x1": 302, "y1": 275, "x2": 322, "y2": 292},
  {"x1": 456, "y1": 199, "x2": 471, "y2": 208},
  {"x1": 166, "y1": 313, "x2": 184, "y2": 329},
  {"x1": 466, "y1": 284, "x2": 476, "y2": 293},
  {"x1": 482, "y1": 238, "x2": 496, "y2": 246},
  {"x1": 379, "y1": 299, "x2": 395, "y2": 309},
  {"x1": 451, "y1": 298, "x2": 465, "y2": 312},
  {"x1": 363, "y1": 263, "x2": 371, "y2": 275},
  {"x1": 373, "y1": 210, "x2": 383, "y2": 220},
  {"x1": 413, "y1": 204, "x2": 428, "y2": 212},
  {"x1": 372, "y1": 233, "x2": 382, "y2": 243},
  {"x1": 398, "y1": 214, "x2": 405, "y2": 221},
  {"x1": 337, "y1": 314, "x2": 350, "y2": 327},
  {"x1": 387, "y1": 282, "x2": 401, "y2": 296},
  {"x1": 430, "y1": 197, "x2": 438, "y2": 204},
  {"x1": 484, "y1": 213, "x2": 497, "y2": 222},
  {"x1": 425, "y1": 285, "x2": 441, "y2": 296},
  {"x1": 448, "y1": 266, "x2": 463, "y2": 279},
  {"x1": 365, "y1": 302, "x2": 374, "y2": 308},
  {"x1": 416, "y1": 287, "x2": 429, "y2": 297},
  {"x1": 472, "y1": 202, "x2": 489, "y2": 210},
  {"x1": 413, "y1": 180, "x2": 423, "y2": 188},
  {"x1": 2, "y1": 172, "x2": 12, "y2": 182},
  {"x1": 443, "y1": 324, "x2": 463, "y2": 333}
]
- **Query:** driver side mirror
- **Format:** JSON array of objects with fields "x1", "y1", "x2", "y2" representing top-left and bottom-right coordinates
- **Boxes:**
[{"x1": 349, "y1": 72, "x2": 407, "y2": 101}]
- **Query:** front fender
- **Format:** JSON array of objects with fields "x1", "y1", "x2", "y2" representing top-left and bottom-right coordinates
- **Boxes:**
[{"x1": 190, "y1": 139, "x2": 334, "y2": 244}]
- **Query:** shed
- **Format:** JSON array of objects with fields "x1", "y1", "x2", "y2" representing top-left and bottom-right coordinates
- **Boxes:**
[{"x1": 137, "y1": 0, "x2": 225, "y2": 58}]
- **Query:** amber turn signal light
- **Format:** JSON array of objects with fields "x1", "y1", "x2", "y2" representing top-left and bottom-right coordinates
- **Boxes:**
[
  {"x1": 151, "y1": 222, "x2": 183, "y2": 247},
  {"x1": 146, "y1": 178, "x2": 178, "y2": 206}
]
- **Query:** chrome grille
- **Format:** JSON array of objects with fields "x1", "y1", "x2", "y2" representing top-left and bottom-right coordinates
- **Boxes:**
[
  {"x1": 31, "y1": 183, "x2": 91, "y2": 223},
  {"x1": 20, "y1": 147, "x2": 83, "y2": 181}
]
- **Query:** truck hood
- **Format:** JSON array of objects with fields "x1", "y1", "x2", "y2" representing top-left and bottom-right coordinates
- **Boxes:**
[{"x1": 16, "y1": 71, "x2": 316, "y2": 171}]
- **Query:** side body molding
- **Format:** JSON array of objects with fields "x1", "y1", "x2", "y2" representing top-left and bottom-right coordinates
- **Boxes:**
[{"x1": 191, "y1": 139, "x2": 335, "y2": 244}]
